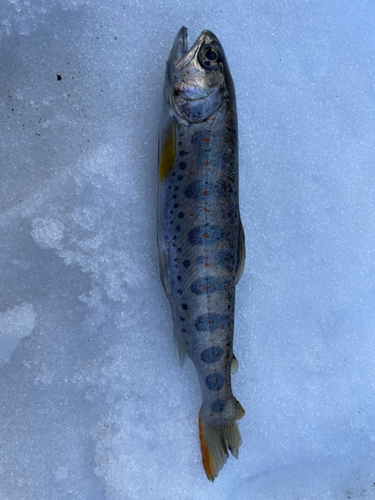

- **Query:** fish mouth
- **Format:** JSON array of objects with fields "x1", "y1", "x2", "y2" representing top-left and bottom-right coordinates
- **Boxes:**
[
  {"x1": 167, "y1": 27, "x2": 218, "y2": 71},
  {"x1": 167, "y1": 26, "x2": 188, "y2": 69}
]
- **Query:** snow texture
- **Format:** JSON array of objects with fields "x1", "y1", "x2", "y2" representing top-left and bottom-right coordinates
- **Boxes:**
[{"x1": 1, "y1": 0, "x2": 375, "y2": 499}]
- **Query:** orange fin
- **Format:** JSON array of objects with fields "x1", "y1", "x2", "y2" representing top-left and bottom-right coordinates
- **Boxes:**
[
  {"x1": 199, "y1": 402, "x2": 245, "y2": 482},
  {"x1": 158, "y1": 116, "x2": 176, "y2": 182}
]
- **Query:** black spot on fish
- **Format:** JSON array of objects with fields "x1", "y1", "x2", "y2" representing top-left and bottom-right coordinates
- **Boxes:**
[
  {"x1": 174, "y1": 203, "x2": 179, "y2": 208},
  {"x1": 211, "y1": 400, "x2": 225, "y2": 413},
  {"x1": 189, "y1": 224, "x2": 225, "y2": 246},
  {"x1": 206, "y1": 373, "x2": 224, "y2": 391},
  {"x1": 177, "y1": 275, "x2": 182, "y2": 281},
  {"x1": 176, "y1": 225, "x2": 181, "y2": 232},
  {"x1": 201, "y1": 346, "x2": 224, "y2": 363},
  {"x1": 182, "y1": 328, "x2": 186, "y2": 332},
  {"x1": 177, "y1": 174, "x2": 183, "y2": 180},
  {"x1": 178, "y1": 212, "x2": 185, "y2": 219},
  {"x1": 177, "y1": 248, "x2": 182, "y2": 253},
  {"x1": 179, "y1": 150, "x2": 189, "y2": 156},
  {"x1": 177, "y1": 289, "x2": 182, "y2": 294},
  {"x1": 183, "y1": 260, "x2": 191, "y2": 268},
  {"x1": 182, "y1": 303, "x2": 188, "y2": 310},
  {"x1": 173, "y1": 194, "x2": 177, "y2": 199},
  {"x1": 180, "y1": 316, "x2": 185, "y2": 321},
  {"x1": 179, "y1": 162, "x2": 187, "y2": 170},
  {"x1": 195, "y1": 313, "x2": 230, "y2": 332}
]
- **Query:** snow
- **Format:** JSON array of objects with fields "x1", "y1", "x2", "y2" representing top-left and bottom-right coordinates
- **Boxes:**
[{"x1": 1, "y1": 0, "x2": 375, "y2": 498}]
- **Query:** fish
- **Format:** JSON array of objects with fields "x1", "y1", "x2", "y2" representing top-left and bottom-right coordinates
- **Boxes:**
[{"x1": 157, "y1": 26, "x2": 245, "y2": 482}]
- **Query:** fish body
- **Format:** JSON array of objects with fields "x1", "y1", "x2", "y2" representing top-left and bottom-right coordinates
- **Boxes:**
[{"x1": 157, "y1": 27, "x2": 245, "y2": 481}]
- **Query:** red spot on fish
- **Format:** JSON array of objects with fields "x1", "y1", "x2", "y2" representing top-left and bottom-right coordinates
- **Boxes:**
[
  {"x1": 219, "y1": 173, "x2": 223, "y2": 177},
  {"x1": 204, "y1": 161, "x2": 210, "y2": 165},
  {"x1": 210, "y1": 117, "x2": 215, "y2": 122},
  {"x1": 189, "y1": 171, "x2": 194, "y2": 175},
  {"x1": 203, "y1": 207, "x2": 210, "y2": 212},
  {"x1": 202, "y1": 190, "x2": 210, "y2": 196},
  {"x1": 204, "y1": 137, "x2": 210, "y2": 143},
  {"x1": 203, "y1": 286, "x2": 209, "y2": 291},
  {"x1": 203, "y1": 233, "x2": 210, "y2": 239},
  {"x1": 204, "y1": 262, "x2": 210, "y2": 267}
]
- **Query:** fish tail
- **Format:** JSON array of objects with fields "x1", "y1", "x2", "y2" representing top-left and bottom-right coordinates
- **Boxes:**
[{"x1": 198, "y1": 400, "x2": 245, "y2": 482}]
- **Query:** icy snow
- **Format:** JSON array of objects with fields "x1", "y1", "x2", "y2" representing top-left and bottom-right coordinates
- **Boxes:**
[{"x1": 1, "y1": 0, "x2": 375, "y2": 499}]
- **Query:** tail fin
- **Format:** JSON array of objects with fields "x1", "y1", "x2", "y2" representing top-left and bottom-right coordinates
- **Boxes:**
[{"x1": 199, "y1": 400, "x2": 245, "y2": 482}]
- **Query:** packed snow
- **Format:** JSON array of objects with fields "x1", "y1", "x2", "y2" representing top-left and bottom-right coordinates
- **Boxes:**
[{"x1": 1, "y1": 0, "x2": 375, "y2": 498}]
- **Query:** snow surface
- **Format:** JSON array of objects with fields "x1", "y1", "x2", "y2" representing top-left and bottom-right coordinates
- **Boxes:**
[{"x1": 1, "y1": 0, "x2": 375, "y2": 498}]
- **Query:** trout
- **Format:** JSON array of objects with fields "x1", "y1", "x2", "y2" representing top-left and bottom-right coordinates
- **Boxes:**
[{"x1": 157, "y1": 27, "x2": 245, "y2": 481}]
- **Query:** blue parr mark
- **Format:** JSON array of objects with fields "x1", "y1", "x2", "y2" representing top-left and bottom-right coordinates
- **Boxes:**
[
  {"x1": 211, "y1": 400, "x2": 225, "y2": 413},
  {"x1": 195, "y1": 313, "x2": 230, "y2": 332},
  {"x1": 206, "y1": 373, "x2": 224, "y2": 391},
  {"x1": 188, "y1": 224, "x2": 225, "y2": 246},
  {"x1": 201, "y1": 346, "x2": 224, "y2": 363},
  {"x1": 191, "y1": 277, "x2": 223, "y2": 295}
]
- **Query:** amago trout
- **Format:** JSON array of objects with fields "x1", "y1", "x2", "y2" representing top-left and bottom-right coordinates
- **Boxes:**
[{"x1": 157, "y1": 26, "x2": 245, "y2": 481}]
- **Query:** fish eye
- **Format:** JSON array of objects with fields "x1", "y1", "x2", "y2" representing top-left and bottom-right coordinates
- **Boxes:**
[{"x1": 199, "y1": 46, "x2": 220, "y2": 67}]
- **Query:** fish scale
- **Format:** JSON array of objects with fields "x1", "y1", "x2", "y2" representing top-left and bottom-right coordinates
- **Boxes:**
[{"x1": 158, "y1": 27, "x2": 245, "y2": 481}]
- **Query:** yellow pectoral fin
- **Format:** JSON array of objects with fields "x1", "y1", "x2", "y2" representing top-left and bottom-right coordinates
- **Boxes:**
[{"x1": 158, "y1": 117, "x2": 176, "y2": 182}]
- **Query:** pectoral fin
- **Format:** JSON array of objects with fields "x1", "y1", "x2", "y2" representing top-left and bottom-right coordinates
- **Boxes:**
[{"x1": 158, "y1": 116, "x2": 176, "y2": 182}]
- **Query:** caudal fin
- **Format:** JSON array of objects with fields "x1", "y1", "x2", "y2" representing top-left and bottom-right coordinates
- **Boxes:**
[{"x1": 198, "y1": 400, "x2": 245, "y2": 482}]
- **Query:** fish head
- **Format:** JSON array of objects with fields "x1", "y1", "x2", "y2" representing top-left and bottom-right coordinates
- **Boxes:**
[{"x1": 165, "y1": 27, "x2": 235, "y2": 123}]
